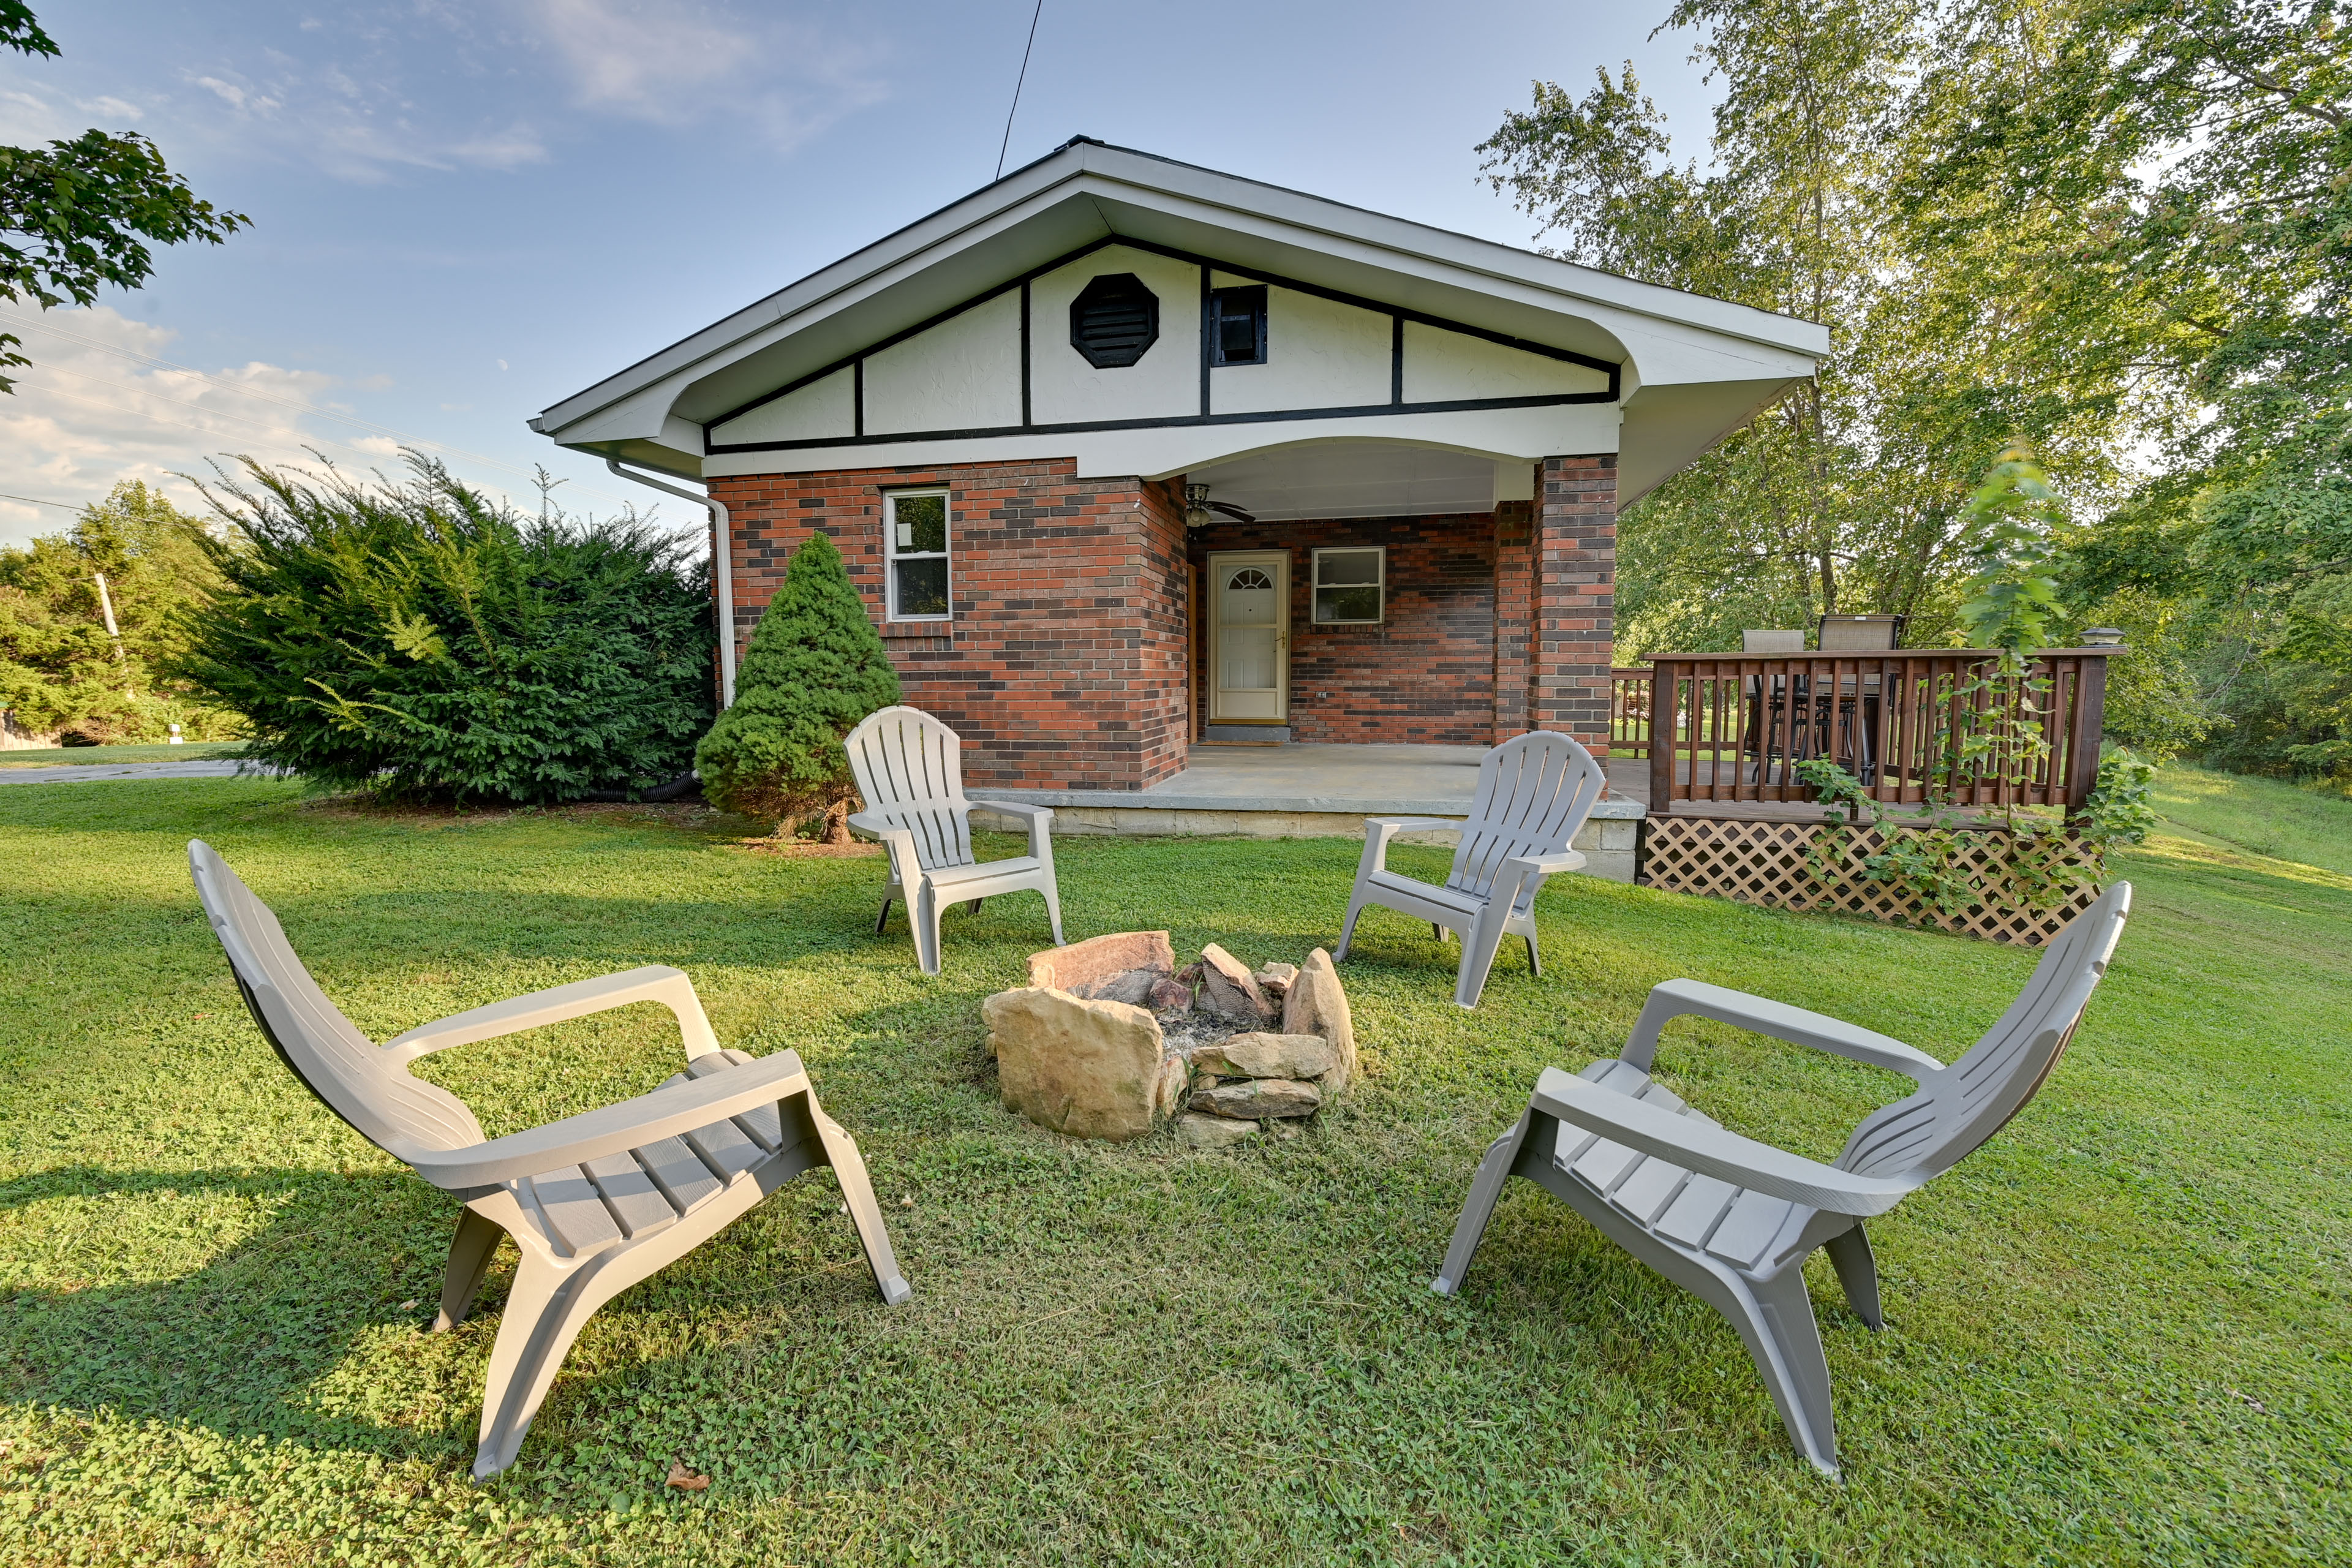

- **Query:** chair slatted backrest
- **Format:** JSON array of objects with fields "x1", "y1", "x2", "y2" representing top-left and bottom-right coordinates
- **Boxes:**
[
  {"x1": 1838, "y1": 881, "x2": 2131, "y2": 1182},
  {"x1": 189, "y1": 840, "x2": 484, "y2": 1163},
  {"x1": 1445, "y1": 733, "x2": 1607, "y2": 907},
  {"x1": 843, "y1": 707, "x2": 976, "y2": 872}
]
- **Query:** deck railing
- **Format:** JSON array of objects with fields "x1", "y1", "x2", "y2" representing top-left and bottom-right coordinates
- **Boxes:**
[{"x1": 1615, "y1": 649, "x2": 2119, "y2": 815}]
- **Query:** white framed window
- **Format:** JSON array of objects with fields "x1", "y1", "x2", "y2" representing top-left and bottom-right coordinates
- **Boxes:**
[
  {"x1": 885, "y1": 489, "x2": 950, "y2": 620},
  {"x1": 1311, "y1": 546, "x2": 1384, "y2": 625}
]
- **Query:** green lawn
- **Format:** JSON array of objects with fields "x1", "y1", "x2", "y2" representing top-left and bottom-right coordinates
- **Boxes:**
[
  {"x1": 0, "y1": 741, "x2": 245, "y2": 767},
  {"x1": 1, "y1": 777, "x2": 2345, "y2": 1564}
]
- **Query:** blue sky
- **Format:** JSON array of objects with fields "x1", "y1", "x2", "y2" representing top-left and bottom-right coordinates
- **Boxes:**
[{"x1": 0, "y1": 1, "x2": 1719, "y2": 547}]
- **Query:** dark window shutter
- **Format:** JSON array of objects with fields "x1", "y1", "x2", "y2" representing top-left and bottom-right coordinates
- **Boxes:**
[{"x1": 1069, "y1": 274, "x2": 1161, "y2": 368}]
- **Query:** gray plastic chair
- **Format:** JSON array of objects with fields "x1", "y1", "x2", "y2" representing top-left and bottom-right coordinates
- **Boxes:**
[
  {"x1": 844, "y1": 705, "x2": 1065, "y2": 974},
  {"x1": 1433, "y1": 882, "x2": 2132, "y2": 1474},
  {"x1": 188, "y1": 840, "x2": 910, "y2": 1479},
  {"x1": 1335, "y1": 731, "x2": 1605, "y2": 1008}
]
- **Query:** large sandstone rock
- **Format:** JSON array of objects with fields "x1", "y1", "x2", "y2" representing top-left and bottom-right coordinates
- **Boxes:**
[
  {"x1": 1280, "y1": 948, "x2": 1357, "y2": 1092},
  {"x1": 983, "y1": 987, "x2": 1167, "y2": 1142},
  {"x1": 1188, "y1": 1031, "x2": 1336, "y2": 1080},
  {"x1": 1028, "y1": 932, "x2": 1176, "y2": 998},
  {"x1": 1198, "y1": 943, "x2": 1275, "y2": 1023},
  {"x1": 1189, "y1": 1077, "x2": 1322, "y2": 1120}
]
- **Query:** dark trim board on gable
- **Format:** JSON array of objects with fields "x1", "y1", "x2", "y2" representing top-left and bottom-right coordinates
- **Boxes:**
[
  {"x1": 701, "y1": 233, "x2": 1623, "y2": 453},
  {"x1": 706, "y1": 391, "x2": 1615, "y2": 457}
]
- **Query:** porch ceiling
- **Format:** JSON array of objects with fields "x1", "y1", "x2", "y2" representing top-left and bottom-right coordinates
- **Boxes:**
[{"x1": 1183, "y1": 441, "x2": 1527, "y2": 521}]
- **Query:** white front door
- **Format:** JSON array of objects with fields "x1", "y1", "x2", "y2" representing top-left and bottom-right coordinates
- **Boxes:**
[{"x1": 1208, "y1": 551, "x2": 1289, "y2": 723}]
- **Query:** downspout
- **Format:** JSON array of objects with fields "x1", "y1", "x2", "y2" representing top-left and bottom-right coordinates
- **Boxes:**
[{"x1": 605, "y1": 459, "x2": 736, "y2": 707}]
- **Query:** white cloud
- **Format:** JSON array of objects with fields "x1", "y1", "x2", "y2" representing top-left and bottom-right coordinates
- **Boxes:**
[
  {"x1": 521, "y1": 0, "x2": 891, "y2": 149},
  {"x1": 77, "y1": 96, "x2": 145, "y2": 123},
  {"x1": 0, "y1": 307, "x2": 368, "y2": 541}
]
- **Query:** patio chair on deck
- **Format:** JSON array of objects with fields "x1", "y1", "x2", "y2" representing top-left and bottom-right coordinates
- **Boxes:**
[
  {"x1": 1431, "y1": 881, "x2": 2132, "y2": 1475},
  {"x1": 844, "y1": 705, "x2": 1066, "y2": 974},
  {"x1": 187, "y1": 840, "x2": 910, "y2": 1480},
  {"x1": 1335, "y1": 731, "x2": 1605, "y2": 1009}
]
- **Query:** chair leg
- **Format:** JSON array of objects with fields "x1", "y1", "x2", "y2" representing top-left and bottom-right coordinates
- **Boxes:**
[
  {"x1": 1432, "y1": 922, "x2": 1446, "y2": 941},
  {"x1": 472, "y1": 1251, "x2": 593, "y2": 1479},
  {"x1": 913, "y1": 884, "x2": 943, "y2": 976},
  {"x1": 809, "y1": 1098, "x2": 912, "y2": 1306},
  {"x1": 967, "y1": 897, "x2": 984, "y2": 913},
  {"x1": 1335, "y1": 895, "x2": 1366, "y2": 962},
  {"x1": 1453, "y1": 899, "x2": 1512, "y2": 1010},
  {"x1": 1717, "y1": 1265, "x2": 1841, "y2": 1476},
  {"x1": 432, "y1": 1207, "x2": 505, "y2": 1332},
  {"x1": 875, "y1": 893, "x2": 894, "y2": 936},
  {"x1": 1043, "y1": 876, "x2": 1066, "y2": 946},
  {"x1": 1825, "y1": 1224, "x2": 1883, "y2": 1330},
  {"x1": 1523, "y1": 932, "x2": 1542, "y2": 977},
  {"x1": 1431, "y1": 1111, "x2": 1537, "y2": 1295}
]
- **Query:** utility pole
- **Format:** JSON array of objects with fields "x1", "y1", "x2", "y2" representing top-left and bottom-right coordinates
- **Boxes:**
[{"x1": 92, "y1": 572, "x2": 135, "y2": 699}]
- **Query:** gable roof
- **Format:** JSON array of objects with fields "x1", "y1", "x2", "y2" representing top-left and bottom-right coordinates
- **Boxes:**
[{"x1": 530, "y1": 137, "x2": 1827, "y2": 503}]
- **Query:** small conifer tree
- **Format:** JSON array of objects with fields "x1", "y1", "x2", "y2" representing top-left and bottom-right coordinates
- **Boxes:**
[{"x1": 696, "y1": 530, "x2": 901, "y2": 840}]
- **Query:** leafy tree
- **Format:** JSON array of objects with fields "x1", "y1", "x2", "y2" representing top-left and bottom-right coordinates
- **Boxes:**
[
  {"x1": 178, "y1": 456, "x2": 715, "y2": 802},
  {"x1": 0, "y1": 480, "x2": 235, "y2": 741},
  {"x1": 0, "y1": 4, "x2": 251, "y2": 391},
  {"x1": 696, "y1": 532, "x2": 902, "y2": 840}
]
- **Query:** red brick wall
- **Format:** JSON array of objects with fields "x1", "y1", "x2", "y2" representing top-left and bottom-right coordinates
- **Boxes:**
[
  {"x1": 1186, "y1": 515, "x2": 1498, "y2": 744},
  {"x1": 709, "y1": 459, "x2": 1191, "y2": 791}
]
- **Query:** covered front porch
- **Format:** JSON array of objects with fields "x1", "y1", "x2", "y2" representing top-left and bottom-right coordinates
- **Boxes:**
[{"x1": 973, "y1": 742, "x2": 1649, "y2": 881}]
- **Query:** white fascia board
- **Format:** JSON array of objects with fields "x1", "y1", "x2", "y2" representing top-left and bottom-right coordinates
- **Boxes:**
[
  {"x1": 699, "y1": 404, "x2": 1624, "y2": 485},
  {"x1": 535, "y1": 140, "x2": 1825, "y2": 454}
]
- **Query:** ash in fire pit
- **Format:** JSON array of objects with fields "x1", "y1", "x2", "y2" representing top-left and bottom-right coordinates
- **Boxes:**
[{"x1": 982, "y1": 933, "x2": 1356, "y2": 1146}]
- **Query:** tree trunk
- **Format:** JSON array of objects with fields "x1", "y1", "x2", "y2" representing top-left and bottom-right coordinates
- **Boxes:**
[
  {"x1": 821, "y1": 796, "x2": 853, "y2": 846},
  {"x1": 767, "y1": 813, "x2": 803, "y2": 842}
]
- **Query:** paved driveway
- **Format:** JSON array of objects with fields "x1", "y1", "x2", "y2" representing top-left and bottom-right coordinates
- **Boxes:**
[{"x1": 0, "y1": 761, "x2": 276, "y2": 784}]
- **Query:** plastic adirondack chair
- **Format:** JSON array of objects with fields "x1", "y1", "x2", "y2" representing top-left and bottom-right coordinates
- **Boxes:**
[
  {"x1": 1335, "y1": 731, "x2": 1605, "y2": 1009},
  {"x1": 1431, "y1": 881, "x2": 2133, "y2": 1476},
  {"x1": 843, "y1": 705, "x2": 1066, "y2": 974},
  {"x1": 187, "y1": 840, "x2": 910, "y2": 1480}
]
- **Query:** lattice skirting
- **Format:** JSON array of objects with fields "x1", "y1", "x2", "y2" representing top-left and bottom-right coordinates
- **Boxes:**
[{"x1": 1637, "y1": 816, "x2": 2102, "y2": 945}]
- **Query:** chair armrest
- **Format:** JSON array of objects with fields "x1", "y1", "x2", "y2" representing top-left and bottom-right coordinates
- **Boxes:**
[
  {"x1": 382, "y1": 965, "x2": 722, "y2": 1066},
  {"x1": 1502, "y1": 850, "x2": 1585, "y2": 878},
  {"x1": 401, "y1": 1050, "x2": 812, "y2": 1190},
  {"x1": 968, "y1": 799, "x2": 1056, "y2": 858},
  {"x1": 1365, "y1": 816, "x2": 1460, "y2": 835},
  {"x1": 1620, "y1": 978, "x2": 1945, "y2": 1079},
  {"x1": 1530, "y1": 1068, "x2": 1917, "y2": 1218}
]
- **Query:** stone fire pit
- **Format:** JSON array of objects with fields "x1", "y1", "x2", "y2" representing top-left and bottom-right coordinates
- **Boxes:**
[{"x1": 981, "y1": 931, "x2": 1356, "y2": 1147}]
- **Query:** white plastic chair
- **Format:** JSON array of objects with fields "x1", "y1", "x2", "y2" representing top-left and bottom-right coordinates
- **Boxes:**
[
  {"x1": 1335, "y1": 731, "x2": 1605, "y2": 1008},
  {"x1": 1433, "y1": 882, "x2": 2132, "y2": 1474},
  {"x1": 843, "y1": 706, "x2": 1066, "y2": 974},
  {"x1": 188, "y1": 840, "x2": 910, "y2": 1479}
]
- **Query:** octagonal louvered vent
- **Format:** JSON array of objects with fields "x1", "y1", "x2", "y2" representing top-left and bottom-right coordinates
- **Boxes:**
[{"x1": 1069, "y1": 273, "x2": 1160, "y2": 368}]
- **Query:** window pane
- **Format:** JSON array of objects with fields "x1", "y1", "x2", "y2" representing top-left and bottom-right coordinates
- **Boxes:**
[
  {"x1": 895, "y1": 557, "x2": 948, "y2": 617},
  {"x1": 1317, "y1": 585, "x2": 1380, "y2": 623},
  {"x1": 1219, "y1": 309, "x2": 1257, "y2": 360},
  {"x1": 1317, "y1": 550, "x2": 1380, "y2": 586},
  {"x1": 894, "y1": 494, "x2": 947, "y2": 554}
]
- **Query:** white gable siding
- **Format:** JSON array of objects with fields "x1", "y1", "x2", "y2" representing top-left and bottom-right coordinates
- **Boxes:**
[
  {"x1": 865, "y1": 289, "x2": 1023, "y2": 435},
  {"x1": 1027, "y1": 246, "x2": 1200, "y2": 426},
  {"x1": 1209, "y1": 280, "x2": 1391, "y2": 415},
  {"x1": 1401, "y1": 321, "x2": 1613, "y2": 403},
  {"x1": 706, "y1": 366, "x2": 854, "y2": 447}
]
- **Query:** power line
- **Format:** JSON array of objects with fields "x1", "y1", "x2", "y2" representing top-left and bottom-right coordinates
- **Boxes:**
[
  {"x1": 0, "y1": 491, "x2": 81, "y2": 511},
  {"x1": 0, "y1": 308, "x2": 636, "y2": 505},
  {"x1": 996, "y1": 1, "x2": 1044, "y2": 181}
]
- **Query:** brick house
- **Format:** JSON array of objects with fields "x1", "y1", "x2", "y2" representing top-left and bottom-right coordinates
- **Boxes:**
[{"x1": 530, "y1": 138, "x2": 1824, "y2": 794}]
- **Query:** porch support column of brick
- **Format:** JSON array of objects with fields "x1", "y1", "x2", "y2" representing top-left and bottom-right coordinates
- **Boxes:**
[{"x1": 1527, "y1": 454, "x2": 1616, "y2": 752}]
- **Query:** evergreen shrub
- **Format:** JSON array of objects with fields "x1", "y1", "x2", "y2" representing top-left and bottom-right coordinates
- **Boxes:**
[
  {"x1": 696, "y1": 530, "x2": 901, "y2": 835},
  {"x1": 178, "y1": 456, "x2": 714, "y2": 802}
]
